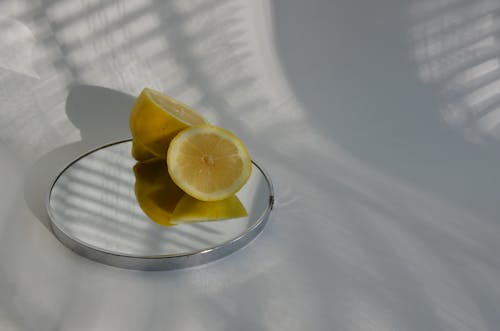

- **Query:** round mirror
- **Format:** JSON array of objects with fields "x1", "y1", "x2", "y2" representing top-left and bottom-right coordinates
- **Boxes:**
[{"x1": 47, "y1": 140, "x2": 273, "y2": 270}]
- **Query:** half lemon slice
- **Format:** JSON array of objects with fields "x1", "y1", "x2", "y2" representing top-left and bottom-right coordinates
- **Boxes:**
[
  {"x1": 130, "y1": 88, "x2": 208, "y2": 160},
  {"x1": 167, "y1": 125, "x2": 252, "y2": 201}
]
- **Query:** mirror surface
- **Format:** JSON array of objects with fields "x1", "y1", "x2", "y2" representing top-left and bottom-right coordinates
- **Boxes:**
[{"x1": 48, "y1": 141, "x2": 272, "y2": 257}]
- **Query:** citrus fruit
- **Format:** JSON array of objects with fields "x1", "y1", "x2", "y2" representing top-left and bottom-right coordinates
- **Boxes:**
[
  {"x1": 130, "y1": 88, "x2": 208, "y2": 160},
  {"x1": 134, "y1": 158, "x2": 248, "y2": 226},
  {"x1": 171, "y1": 194, "x2": 247, "y2": 224},
  {"x1": 133, "y1": 159, "x2": 184, "y2": 226},
  {"x1": 167, "y1": 125, "x2": 252, "y2": 201}
]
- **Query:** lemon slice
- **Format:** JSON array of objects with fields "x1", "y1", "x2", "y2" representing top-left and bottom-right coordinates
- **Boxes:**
[
  {"x1": 171, "y1": 194, "x2": 247, "y2": 224},
  {"x1": 130, "y1": 88, "x2": 208, "y2": 160},
  {"x1": 133, "y1": 159, "x2": 184, "y2": 226},
  {"x1": 167, "y1": 125, "x2": 252, "y2": 201}
]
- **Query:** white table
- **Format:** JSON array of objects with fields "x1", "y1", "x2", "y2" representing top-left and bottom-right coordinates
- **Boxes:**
[{"x1": 2, "y1": 0, "x2": 500, "y2": 330}]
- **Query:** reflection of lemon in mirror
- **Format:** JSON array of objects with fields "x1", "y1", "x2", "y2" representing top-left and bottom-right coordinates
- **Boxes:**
[
  {"x1": 171, "y1": 194, "x2": 247, "y2": 224},
  {"x1": 130, "y1": 88, "x2": 208, "y2": 161},
  {"x1": 133, "y1": 159, "x2": 248, "y2": 226},
  {"x1": 167, "y1": 125, "x2": 252, "y2": 201},
  {"x1": 133, "y1": 159, "x2": 184, "y2": 226},
  {"x1": 132, "y1": 140, "x2": 157, "y2": 162}
]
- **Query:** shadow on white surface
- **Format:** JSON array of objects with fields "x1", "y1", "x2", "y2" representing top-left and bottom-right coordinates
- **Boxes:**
[
  {"x1": 271, "y1": 0, "x2": 500, "y2": 221},
  {"x1": 24, "y1": 85, "x2": 134, "y2": 230},
  {"x1": 3, "y1": 0, "x2": 500, "y2": 330},
  {"x1": 266, "y1": 0, "x2": 500, "y2": 329},
  {"x1": 411, "y1": 0, "x2": 500, "y2": 144}
]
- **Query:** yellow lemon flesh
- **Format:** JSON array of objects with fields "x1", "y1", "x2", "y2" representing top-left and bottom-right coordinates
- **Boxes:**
[
  {"x1": 171, "y1": 194, "x2": 247, "y2": 224},
  {"x1": 130, "y1": 88, "x2": 208, "y2": 161},
  {"x1": 167, "y1": 125, "x2": 252, "y2": 201},
  {"x1": 133, "y1": 159, "x2": 184, "y2": 226}
]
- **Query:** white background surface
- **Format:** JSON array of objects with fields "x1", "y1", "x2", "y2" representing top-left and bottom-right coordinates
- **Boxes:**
[{"x1": 2, "y1": 0, "x2": 500, "y2": 330}]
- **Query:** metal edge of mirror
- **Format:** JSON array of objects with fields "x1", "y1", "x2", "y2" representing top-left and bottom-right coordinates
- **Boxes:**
[{"x1": 45, "y1": 139, "x2": 274, "y2": 271}]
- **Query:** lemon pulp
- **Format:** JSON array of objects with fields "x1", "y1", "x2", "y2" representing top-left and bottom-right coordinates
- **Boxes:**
[{"x1": 167, "y1": 125, "x2": 252, "y2": 201}]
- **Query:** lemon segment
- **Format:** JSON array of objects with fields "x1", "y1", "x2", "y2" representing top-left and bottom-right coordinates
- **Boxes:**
[
  {"x1": 130, "y1": 88, "x2": 208, "y2": 160},
  {"x1": 167, "y1": 125, "x2": 252, "y2": 201},
  {"x1": 171, "y1": 194, "x2": 247, "y2": 224},
  {"x1": 133, "y1": 159, "x2": 184, "y2": 226}
]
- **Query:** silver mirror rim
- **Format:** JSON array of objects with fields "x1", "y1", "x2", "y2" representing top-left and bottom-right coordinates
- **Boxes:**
[{"x1": 46, "y1": 139, "x2": 274, "y2": 271}]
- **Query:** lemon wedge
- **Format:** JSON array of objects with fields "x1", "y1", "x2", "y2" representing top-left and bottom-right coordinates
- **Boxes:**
[
  {"x1": 167, "y1": 125, "x2": 252, "y2": 201},
  {"x1": 130, "y1": 88, "x2": 208, "y2": 160}
]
